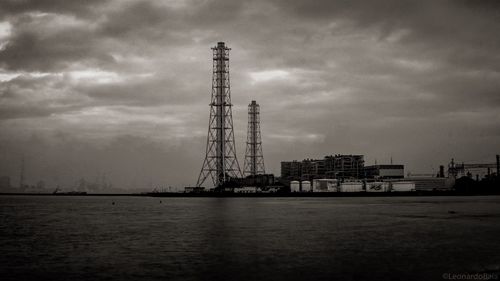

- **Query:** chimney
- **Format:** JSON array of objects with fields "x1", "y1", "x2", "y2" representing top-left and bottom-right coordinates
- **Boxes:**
[{"x1": 496, "y1": 154, "x2": 499, "y2": 177}]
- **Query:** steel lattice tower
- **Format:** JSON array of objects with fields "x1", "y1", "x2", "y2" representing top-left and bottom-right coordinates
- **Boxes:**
[
  {"x1": 244, "y1": 100, "x2": 265, "y2": 176},
  {"x1": 197, "y1": 42, "x2": 242, "y2": 187}
]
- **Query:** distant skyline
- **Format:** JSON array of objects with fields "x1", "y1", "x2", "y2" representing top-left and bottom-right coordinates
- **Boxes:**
[{"x1": 1, "y1": 0, "x2": 499, "y2": 188}]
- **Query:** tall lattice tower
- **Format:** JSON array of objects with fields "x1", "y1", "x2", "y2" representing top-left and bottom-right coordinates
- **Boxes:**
[
  {"x1": 197, "y1": 42, "x2": 242, "y2": 188},
  {"x1": 244, "y1": 100, "x2": 265, "y2": 176}
]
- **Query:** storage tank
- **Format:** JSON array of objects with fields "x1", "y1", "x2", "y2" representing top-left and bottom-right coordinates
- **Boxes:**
[
  {"x1": 391, "y1": 181, "x2": 415, "y2": 192},
  {"x1": 340, "y1": 181, "x2": 363, "y2": 192},
  {"x1": 301, "y1": 181, "x2": 311, "y2": 192},
  {"x1": 312, "y1": 179, "x2": 338, "y2": 192},
  {"x1": 290, "y1": 181, "x2": 300, "y2": 192},
  {"x1": 366, "y1": 182, "x2": 389, "y2": 192}
]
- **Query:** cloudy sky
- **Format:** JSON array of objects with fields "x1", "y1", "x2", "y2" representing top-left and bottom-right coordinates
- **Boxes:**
[{"x1": 0, "y1": 0, "x2": 499, "y2": 189}]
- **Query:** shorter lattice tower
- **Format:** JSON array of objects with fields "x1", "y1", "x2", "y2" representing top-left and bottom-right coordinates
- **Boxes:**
[{"x1": 244, "y1": 100, "x2": 265, "y2": 176}]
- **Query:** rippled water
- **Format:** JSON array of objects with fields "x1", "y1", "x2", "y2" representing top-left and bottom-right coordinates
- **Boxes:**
[{"x1": 1, "y1": 195, "x2": 500, "y2": 281}]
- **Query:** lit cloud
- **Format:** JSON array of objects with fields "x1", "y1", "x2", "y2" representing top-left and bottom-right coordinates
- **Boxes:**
[
  {"x1": 67, "y1": 69, "x2": 122, "y2": 84},
  {"x1": 393, "y1": 58, "x2": 435, "y2": 72},
  {"x1": 249, "y1": 70, "x2": 290, "y2": 83},
  {"x1": 0, "y1": 21, "x2": 12, "y2": 50},
  {"x1": 0, "y1": 72, "x2": 17, "y2": 82}
]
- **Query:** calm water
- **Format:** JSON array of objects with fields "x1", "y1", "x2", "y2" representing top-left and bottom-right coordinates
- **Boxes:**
[{"x1": 1, "y1": 195, "x2": 500, "y2": 281}]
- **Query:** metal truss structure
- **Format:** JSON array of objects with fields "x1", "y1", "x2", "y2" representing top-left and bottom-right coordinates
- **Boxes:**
[
  {"x1": 244, "y1": 100, "x2": 265, "y2": 176},
  {"x1": 197, "y1": 42, "x2": 242, "y2": 187}
]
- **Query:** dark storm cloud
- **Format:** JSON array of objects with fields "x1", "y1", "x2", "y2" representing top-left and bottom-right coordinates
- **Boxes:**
[
  {"x1": 0, "y1": 0, "x2": 499, "y2": 188},
  {"x1": 243, "y1": 0, "x2": 500, "y2": 75},
  {"x1": 0, "y1": 0, "x2": 106, "y2": 18},
  {"x1": 0, "y1": 29, "x2": 115, "y2": 72},
  {"x1": 0, "y1": 11, "x2": 115, "y2": 71},
  {"x1": 98, "y1": 1, "x2": 182, "y2": 41}
]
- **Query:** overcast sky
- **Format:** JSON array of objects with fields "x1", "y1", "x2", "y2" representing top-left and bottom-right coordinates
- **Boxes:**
[{"x1": 0, "y1": 0, "x2": 499, "y2": 189}]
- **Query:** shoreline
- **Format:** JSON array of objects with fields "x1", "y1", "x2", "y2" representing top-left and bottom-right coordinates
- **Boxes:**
[{"x1": 1, "y1": 190, "x2": 499, "y2": 197}]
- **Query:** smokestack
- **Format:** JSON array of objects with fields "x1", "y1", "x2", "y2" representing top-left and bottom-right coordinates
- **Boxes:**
[
  {"x1": 439, "y1": 165, "x2": 445, "y2": 178},
  {"x1": 497, "y1": 154, "x2": 499, "y2": 177}
]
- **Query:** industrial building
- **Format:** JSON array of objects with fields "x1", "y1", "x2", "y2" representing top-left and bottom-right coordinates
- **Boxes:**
[
  {"x1": 325, "y1": 154, "x2": 364, "y2": 179},
  {"x1": 281, "y1": 160, "x2": 302, "y2": 180},
  {"x1": 240, "y1": 174, "x2": 275, "y2": 187},
  {"x1": 300, "y1": 158, "x2": 326, "y2": 179},
  {"x1": 281, "y1": 154, "x2": 364, "y2": 180},
  {"x1": 364, "y1": 164, "x2": 404, "y2": 179}
]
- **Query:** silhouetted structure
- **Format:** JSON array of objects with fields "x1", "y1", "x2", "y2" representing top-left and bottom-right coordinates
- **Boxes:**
[
  {"x1": 281, "y1": 161, "x2": 302, "y2": 179},
  {"x1": 497, "y1": 154, "x2": 499, "y2": 176},
  {"x1": 448, "y1": 157, "x2": 498, "y2": 179},
  {"x1": 197, "y1": 42, "x2": 242, "y2": 188},
  {"x1": 364, "y1": 164, "x2": 404, "y2": 179},
  {"x1": 439, "y1": 165, "x2": 445, "y2": 178},
  {"x1": 325, "y1": 155, "x2": 364, "y2": 179},
  {"x1": 240, "y1": 174, "x2": 275, "y2": 187},
  {"x1": 244, "y1": 100, "x2": 265, "y2": 176},
  {"x1": 281, "y1": 154, "x2": 364, "y2": 180}
]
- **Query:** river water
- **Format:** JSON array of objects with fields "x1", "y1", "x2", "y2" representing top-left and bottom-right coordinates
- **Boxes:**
[{"x1": 1, "y1": 195, "x2": 500, "y2": 281}]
